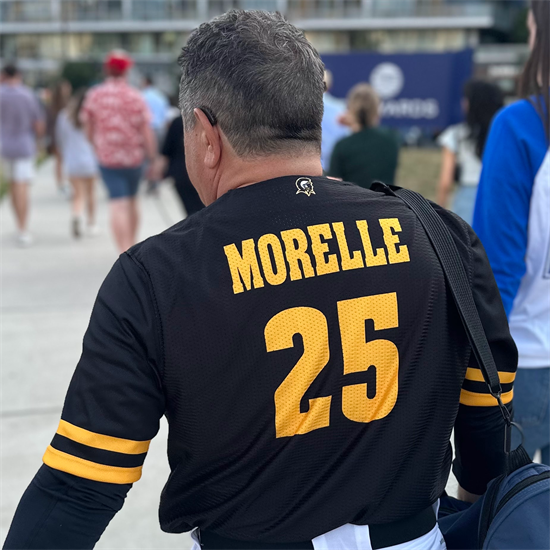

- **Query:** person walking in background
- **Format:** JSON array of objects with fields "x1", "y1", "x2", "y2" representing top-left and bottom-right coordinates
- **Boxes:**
[
  {"x1": 473, "y1": 0, "x2": 550, "y2": 464},
  {"x1": 55, "y1": 88, "x2": 99, "y2": 238},
  {"x1": 46, "y1": 79, "x2": 72, "y2": 198},
  {"x1": 142, "y1": 75, "x2": 169, "y2": 195},
  {"x1": 0, "y1": 64, "x2": 45, "y2": 247},
  {"x1": 321, "y1": 70, "x2": 349, "y2": 171},
  {"x1": 328, "y1": 83, "x2": 399, "y2": 187},
  {"x1": 156, "y1": 114, "x2": 204, "y2": 216},
  {"x1": 436, "y1": 80, "x2": 503, "y2": 225},
  {"x1": 81, "y1": 50, "x2": 156, "y2": 253}
]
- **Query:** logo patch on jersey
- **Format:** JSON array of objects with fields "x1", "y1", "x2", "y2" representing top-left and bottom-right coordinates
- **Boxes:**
[{"x1": 296, "y1": 177, "x2": 315, "y2": 197}]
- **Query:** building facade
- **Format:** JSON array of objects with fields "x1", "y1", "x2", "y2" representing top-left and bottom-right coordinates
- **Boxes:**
[{"x1": 0, "y1": 0, "x2": 527, "y2": 89}]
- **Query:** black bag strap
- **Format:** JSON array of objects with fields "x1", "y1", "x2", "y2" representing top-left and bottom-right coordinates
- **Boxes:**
[{"x1": 372, "y1": 183, "x2": 512, "y2": 438}]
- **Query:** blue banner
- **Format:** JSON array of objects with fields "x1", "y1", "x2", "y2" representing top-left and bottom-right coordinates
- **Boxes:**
[{"x1": 322, "y1": 50, "x2": 473, "y2": 128}]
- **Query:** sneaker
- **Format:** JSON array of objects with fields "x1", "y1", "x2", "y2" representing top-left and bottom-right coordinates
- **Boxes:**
[
  {"x1": 16, "y1": 232, "x2": 33, "y2": 247},
  {"x1": 58, "y1": 185, "x2": 72, "y2": 200},
  {"x1": 72, "y1": 217, "x2": 83, "y2": 238},
  {"x1": 146, "y1": 181, "x2": 160, "y2": 196},
  {"x1": 87, "y1": 224, "x2": 100, "y2": 237}
]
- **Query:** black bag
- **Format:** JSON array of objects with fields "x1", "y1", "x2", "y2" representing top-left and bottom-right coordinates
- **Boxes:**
[{"x1": 373, "y1": 183, "x2": 550, "y2": 550}]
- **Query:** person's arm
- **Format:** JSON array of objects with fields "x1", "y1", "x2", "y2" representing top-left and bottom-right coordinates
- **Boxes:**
[
  {"x1": 143, "y1": 125, "x2": 157, "y2": 181},
  {"x1": 54, "y1": 115, "x2": 65, "y2": 187},
  {"x1": 34, "y1": 119, "x2": 46, "y2": 139},
  {"x1": 137, "y1": 96, "x2": 157, "y2": 163},
  {"x1": 472, "y1": 107, "x2": 537, "y2": 317},
  {"x1": 144, "y1": 125, "x2": 157, "y2": 162},
  {"x1": 4, "y1": 254, "x2": 165, "y2": 549},
  {"x1": 436, "y1": 126, "x2": 458, "y2": 209},
  {"x1": 452, "y1": 224, "x2": 518, "y2": 498},
  {"x1": 31, "y1": 97, "x2": 46, "y2": 140},
  {"x1": 436, "y1": 147, "x2": 456, "y2": 208},
  {"x1": 84, "y1": 118, "x2": 94, "y2": 145},
  {"x1": 79, "y1": 92, "x2": 95, "y2": 147}
]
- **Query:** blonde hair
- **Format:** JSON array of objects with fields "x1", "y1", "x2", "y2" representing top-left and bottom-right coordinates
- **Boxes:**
[{"x1": 347, "y1": 83, "x2": 380, "y2": 129}]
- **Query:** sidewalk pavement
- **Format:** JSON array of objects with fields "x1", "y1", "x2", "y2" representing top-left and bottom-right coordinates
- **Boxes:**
[{"x1": 1, "y1": 159, "x2": 192, "y2": 549}]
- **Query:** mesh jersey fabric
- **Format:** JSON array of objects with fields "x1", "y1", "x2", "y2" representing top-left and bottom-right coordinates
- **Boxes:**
[{"x1": 40, "y1": 175, "x2": 517, "y2": 544}]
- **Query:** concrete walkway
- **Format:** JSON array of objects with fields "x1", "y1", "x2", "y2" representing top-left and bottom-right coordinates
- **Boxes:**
[{"x1": 1, "y1": 160, "x2": 192, "y2": 549}]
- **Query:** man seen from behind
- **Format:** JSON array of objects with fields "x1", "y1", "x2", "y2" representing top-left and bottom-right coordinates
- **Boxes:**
[{"x1": 5, "y1": 11, "x2": 517, "y2": 550}]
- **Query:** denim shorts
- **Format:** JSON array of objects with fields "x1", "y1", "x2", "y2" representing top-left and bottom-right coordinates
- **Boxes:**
[
  {"x1": 511, "y1": 366, "x2": 550, "y2": 465},
  {"x1": 451, "y1": 185, "x2": 477, "y2": 226},
  {"x1": 99, "y1": 165, "x2": 143, "y2": 199}
]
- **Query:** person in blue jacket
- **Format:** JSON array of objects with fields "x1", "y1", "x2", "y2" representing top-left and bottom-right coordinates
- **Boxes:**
[{"x1": 473, "y1": 0, "x2": 550, "y2": 464}]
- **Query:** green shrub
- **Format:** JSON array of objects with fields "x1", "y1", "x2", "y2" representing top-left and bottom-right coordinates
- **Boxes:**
[{"x1": 61, "y1": 61, "x2": 101, "y2": 90}]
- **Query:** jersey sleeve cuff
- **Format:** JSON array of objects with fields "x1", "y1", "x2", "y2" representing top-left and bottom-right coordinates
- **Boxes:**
[
  {"x1": 43, "y1": 420, "x2": 151, "y2": 484},
  {"x1": 452, "y1": 459, "x2": 491, "y2": 496}
]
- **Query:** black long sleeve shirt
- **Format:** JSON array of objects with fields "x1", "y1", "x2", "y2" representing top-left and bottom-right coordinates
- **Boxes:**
[{"x1": 4, "y1": 177, "x2": 517, "y2": 548}]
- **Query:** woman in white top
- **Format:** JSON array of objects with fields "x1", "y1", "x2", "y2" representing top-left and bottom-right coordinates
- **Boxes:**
[
  {"x1": 436, "y1": 80, "x2": 503, "y2": 225},
  {"x1": 55, "y1": 88, "x2": 99, "y2": 238}
]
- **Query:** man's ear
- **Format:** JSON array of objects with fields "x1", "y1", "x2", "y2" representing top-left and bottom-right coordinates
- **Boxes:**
[{"x1": 193, "y1": 108, "x2": 222, "y2": 169}]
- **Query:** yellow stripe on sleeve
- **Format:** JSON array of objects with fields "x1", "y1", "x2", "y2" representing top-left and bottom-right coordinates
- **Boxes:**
[
  {"x1": 460, "y1": 388, "x2": 514, "y2": 407},
  {"x1": 465, "y1": 368, "x2": 516, "y2": 384},
  {"x1": 43, "y1": 446, "x2": 143, "y2": 484},
  {"x1": 57, "y1": 420, "x2": 150, "y2": 455}
]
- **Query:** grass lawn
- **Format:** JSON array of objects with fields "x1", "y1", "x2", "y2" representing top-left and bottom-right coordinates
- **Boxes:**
[
  {"x1": 0, "y1": 168, "x2": 7, "y2": 202},
  {"x1": 395, "y1": 147, "x2": 441, "y2": 201}
]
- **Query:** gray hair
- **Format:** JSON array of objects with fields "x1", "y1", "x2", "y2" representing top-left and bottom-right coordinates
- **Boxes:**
[{"x1": 178, "y1": 10, "x2": 325, "y2": 158}]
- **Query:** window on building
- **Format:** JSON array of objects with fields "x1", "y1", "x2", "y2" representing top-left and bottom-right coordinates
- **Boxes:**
[
  {"x1": 0, "y1": 0, "x2": 51, "y2": 22},
  {"x1": 132, "y1": 0, "x2": 168, "y2": 20},
  {"x1": 0, "y1": 35, "x2": 18, "y2": 58},
  {"x1": 158, "y1": 31, "x2": 189, "y2": 54},
  {"x1": 128, "y1": 33, "x2": 155, "y2": 54}
]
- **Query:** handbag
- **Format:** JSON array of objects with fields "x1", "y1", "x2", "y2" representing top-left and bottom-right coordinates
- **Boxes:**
[{"x1": 372, "y1": 182, "x2": 550, "y2": 549}]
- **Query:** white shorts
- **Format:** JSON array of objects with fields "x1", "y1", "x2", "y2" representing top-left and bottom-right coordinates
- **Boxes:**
[
  {"x1": 1, "y1": 157, "x2": 35, "y2": 183},
  {"x1": 190, "y1": 523, "x2": 446, "y2": 550}
]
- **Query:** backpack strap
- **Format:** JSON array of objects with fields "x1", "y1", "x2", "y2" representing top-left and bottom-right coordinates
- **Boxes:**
[{"x1": 372, "y1": 182, "x2": 512, "y2": 450}]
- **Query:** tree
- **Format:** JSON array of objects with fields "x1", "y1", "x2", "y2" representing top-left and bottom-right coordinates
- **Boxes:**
[{"x1": 61, "y1": 61, "x2": 101, "y2": 89}]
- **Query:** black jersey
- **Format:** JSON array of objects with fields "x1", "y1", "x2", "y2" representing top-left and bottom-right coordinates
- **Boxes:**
[{"x1": 37, "y1": 176, "x2": 516, "y2": 543}]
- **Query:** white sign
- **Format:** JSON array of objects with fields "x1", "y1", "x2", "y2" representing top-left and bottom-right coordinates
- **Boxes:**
[
  {"x1": 381, "y1": 98, "x2": 440, "y2": 119},
  {"x1": 369, "y1": 63, "x2": 405, "y2": 100}
]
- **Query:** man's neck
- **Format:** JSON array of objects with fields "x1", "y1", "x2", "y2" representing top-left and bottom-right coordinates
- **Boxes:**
[{"x1": 215, "y1": 154, "x2": 323, "y2": 200}]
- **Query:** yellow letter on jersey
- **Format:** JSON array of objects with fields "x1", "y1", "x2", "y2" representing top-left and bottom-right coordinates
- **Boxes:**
[
  {"x1": 332, "y1": 222, "x2": 364, "y2": 271},
  {"x1": 379, "y1": 218, "x2": 410, "y2": 264},
  {"x1": 307, "y1": 223, "x2": 340, "y2": 276},
  {"x1": 224, "y1": 240, "x2": 265, "y2": 294},
  {"x1": 356, "y1": 220, "x2": 388, "y2": 266},
  {"x1": 258, "y1": 234, "x2": 287, "y2": 286},
  {"x1": 281, "y1": 229, "x2": 315, "y2": 281}
]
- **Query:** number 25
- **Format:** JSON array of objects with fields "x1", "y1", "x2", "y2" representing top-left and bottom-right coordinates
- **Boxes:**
[{"x1": 265, "y1": 293, "x2": 399, "y2": 438}]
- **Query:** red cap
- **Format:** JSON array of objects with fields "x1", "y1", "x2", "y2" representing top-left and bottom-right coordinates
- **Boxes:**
[{"x1": 104, "y1": 50, "x2": 133, "y2": 76}]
